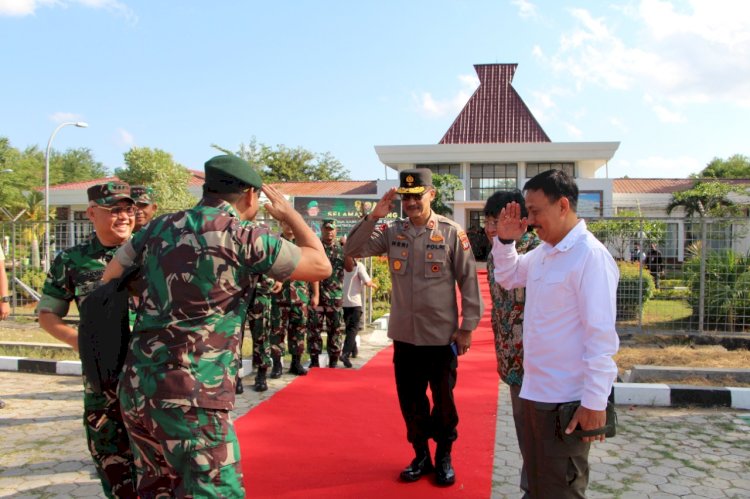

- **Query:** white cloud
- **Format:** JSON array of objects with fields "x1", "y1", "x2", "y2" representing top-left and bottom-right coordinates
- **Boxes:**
[
  {"x1": 542, "y1": 1, "x2": 750, "y2": 108},
  {"x1": 0, "y1": 0, "x2": 135, "y2": 22},
  {"x1": 652, "y1": 104, "x2": 685, "y2": 123},
  {"x1": 50, "y1": 111, "x2": 84, "y2": 123},
  {"x1": 115, "y1": 128, "x2": 134, "y2": 147},
  {"x1": 416, "y1": 73, "x2": 479, "y2": 118},
  {"x1": 512, "y1": 0, "x2": 537, "y2": 19},
  {"x1": 563, "y1": 122, "x2": 583, "y2": 138}
]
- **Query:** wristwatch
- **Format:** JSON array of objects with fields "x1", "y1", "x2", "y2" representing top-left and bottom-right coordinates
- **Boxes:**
[{"x1": 1, "y1": 296, "x2": 10, "y2": 303}]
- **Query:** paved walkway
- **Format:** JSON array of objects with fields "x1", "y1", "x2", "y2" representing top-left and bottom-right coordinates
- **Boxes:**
[{"x1": 1, "y1": 333, "x2": 750, "y2": 498}]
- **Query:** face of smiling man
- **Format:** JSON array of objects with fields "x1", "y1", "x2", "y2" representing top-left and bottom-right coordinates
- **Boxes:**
[{"x1": 86, "y1": 200, "x2": 135, "y2": 246}]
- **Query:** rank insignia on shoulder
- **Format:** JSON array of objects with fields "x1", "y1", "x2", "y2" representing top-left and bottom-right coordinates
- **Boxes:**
[
  {"x1": 458, "y1": 231, "x2": 470, "y2": 251},
  {"x1": 427, "y1": 220, "x2": 435, "y2": 229},
  {"x1": 403, "y1": 222, "x2": 410, "y2": 230},
  {"x1": 430, "y1": 234, "x2": 444, "y2": 242},
  {"x1": 377, "y1": 223, "x2": 388, "y2": 233}
]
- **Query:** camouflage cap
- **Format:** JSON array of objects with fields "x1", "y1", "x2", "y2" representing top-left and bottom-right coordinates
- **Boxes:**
[
  {"x1": 322, "y1": 218, "x2": 337, "y2": 229},
  {"x1": 397, "y1": 168, "x2": 432, "y2": 194},
  {"x1": 87, "y1": 181, "x2": 133, "y2": 206},
  {"x1": 204, "y1": 154, "x2": 263, "y2": 193},
  {"x1": 130, "y1": 185, "x2": 154, "y2": 205}
]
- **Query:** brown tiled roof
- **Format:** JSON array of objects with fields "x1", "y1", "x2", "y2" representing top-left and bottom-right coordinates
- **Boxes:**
[
  {"x1": 614, "y1": 178, "x2": 750, "y2": 194},
  {"x1": 270, "y1": 181, "x2": 376, "y2": 196},
  {"x1": 439, "y1": 64, "x2": 550, "y2": 144},
  {"x1": 49, "y1": 170, "x2": 205, "y2": 190}
]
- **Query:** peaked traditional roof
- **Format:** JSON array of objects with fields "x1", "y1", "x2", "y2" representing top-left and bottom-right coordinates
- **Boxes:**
[{"x1": 439, "y1": 63, "x2": 550, "y2": 145}]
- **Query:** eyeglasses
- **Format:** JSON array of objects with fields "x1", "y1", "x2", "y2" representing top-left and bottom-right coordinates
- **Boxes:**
[
  {"x1": 96, "y1": 205, "x2": 136, "y2": 217},
  {"x1": 400, "y1": 191, "x2": 429, "y2": 202},
  {"x1": 484, "y1": 218, "x2": 498, "y2": 228}
]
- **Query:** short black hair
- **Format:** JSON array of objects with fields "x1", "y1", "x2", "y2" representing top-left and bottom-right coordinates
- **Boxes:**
[
  {"x1": 483, "y1": 189, "x2": 527, "y2": 218},
  {"x1": 523, "y1": 169, "x2": 578, "y2": 211}
]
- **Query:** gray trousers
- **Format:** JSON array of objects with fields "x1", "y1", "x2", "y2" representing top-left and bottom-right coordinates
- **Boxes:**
[{"x1": 518, "y1": 397, "x2": 591, "y2": 498}]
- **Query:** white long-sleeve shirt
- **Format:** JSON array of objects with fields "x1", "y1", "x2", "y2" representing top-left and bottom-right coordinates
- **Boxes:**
[{"x1": 491, "y1": 220, "x2": 619, "y2": 411}]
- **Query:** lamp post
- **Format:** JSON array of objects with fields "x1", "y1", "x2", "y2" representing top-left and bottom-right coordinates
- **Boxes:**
[{"x1": 44, "y1": 121, "x2": 88, "y2": 272}]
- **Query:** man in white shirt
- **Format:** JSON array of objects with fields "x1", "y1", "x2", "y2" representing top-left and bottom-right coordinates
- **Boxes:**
[
  {"x1": 340, "y1": 255, "x2": 377, "y2": 368},
  {"x1": 491, "y1": 169, "x2": 619, "y2": 498}
]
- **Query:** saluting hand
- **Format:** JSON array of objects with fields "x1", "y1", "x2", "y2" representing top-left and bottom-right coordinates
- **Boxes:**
[
  {"x1": 262, "y1": 184, "x2": 293, "y2": 222},
  {"x1": 497, "y1": 201, "x2": 528, "y2": 241},
  {"x1": 368, "y1": 188, "x2": 397, "y2": 220}
]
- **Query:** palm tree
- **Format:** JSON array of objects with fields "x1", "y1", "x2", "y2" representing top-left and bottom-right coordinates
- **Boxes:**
[{"x1": 665, "y1": 181, "x2": 739, "y2": 218}]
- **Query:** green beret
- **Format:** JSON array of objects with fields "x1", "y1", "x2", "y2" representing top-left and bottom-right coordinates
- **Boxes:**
[
  {"x1": 322, "y1": 218, "x2": 337, "y2": 229},
  {"x1": 130, "y1": 185, "x2": 154, "y2": 205},
  {"x1": 87, "y1": 181, "x2": 133, "y2": 206},
  {"x1": 204, "y1": 155, "x2": 263, "y2": 193}
]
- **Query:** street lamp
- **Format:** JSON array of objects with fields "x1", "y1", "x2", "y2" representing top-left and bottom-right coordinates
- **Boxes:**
[{"x1": 44, "y1": 121, "x2": 88, "y2": 272}]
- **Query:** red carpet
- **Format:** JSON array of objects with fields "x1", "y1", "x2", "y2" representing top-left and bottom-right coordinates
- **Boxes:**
[{"x1": 236, "y1": 270, "x2": 498, "y2": 498}]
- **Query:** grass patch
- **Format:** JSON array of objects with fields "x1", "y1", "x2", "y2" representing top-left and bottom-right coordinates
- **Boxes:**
[{"x1": 0, "y1": 345, "x2": 79, "y2": 361}]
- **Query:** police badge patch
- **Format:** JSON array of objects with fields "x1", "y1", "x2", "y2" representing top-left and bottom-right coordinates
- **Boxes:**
[{"x1": 458, "y1": 231, "x2": 470, "y2": 251}]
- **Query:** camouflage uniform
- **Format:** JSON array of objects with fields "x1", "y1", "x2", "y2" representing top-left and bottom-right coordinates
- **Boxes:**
[
  {"x1": 307, "y1": 240, "x2": 345, "y2": 363},
  {"x1": 249, "y1": 276, "x2": 276, "y2": 370},
  {"x1": 270, "y1": 237, "x2": 310, "y2": 358},
  {"x1": 113, "y1": 197, "x2": 301, "y2": 498},
  {"x1": 38, "y1": 238, "x2": 137, "y2": 499}
]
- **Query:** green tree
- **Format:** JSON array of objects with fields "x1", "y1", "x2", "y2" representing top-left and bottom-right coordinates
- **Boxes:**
[
  {"x1": 665, "y1": 181, "x2": 744, "y2": 218},
  {"x1": 115, "y1": 147, "x2": 196, "y2": 213},
  {"x1": 588, "y1": 211, "x2": 666, "y2": 260},
  {"x1": 431, "y1": 173, "x2": 463, "y2": 216},
  {"x1": 693, "y1": 154, "x2": 750, "y2": 179},
  {"x1": 213, "y1": 137, "x2": 351, "y2": 182}
]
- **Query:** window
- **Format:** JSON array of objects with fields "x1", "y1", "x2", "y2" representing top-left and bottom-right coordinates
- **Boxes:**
[
  {"x1": 422, "y1": 164, "x2": 461, "y2": 178},
  {"x1": 469, "y1": 163, "x2": 517, "y2": 201},
  {"x1": 526, "y1": 162, "x2": 575, "y2": 178}
]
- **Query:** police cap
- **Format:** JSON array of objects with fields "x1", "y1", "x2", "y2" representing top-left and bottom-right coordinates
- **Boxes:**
[{"x1": 397, "y1": 168, "x2": 432, "y2": 194}]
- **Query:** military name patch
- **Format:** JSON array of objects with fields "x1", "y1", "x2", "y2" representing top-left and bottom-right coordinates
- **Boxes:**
[{"x1": 391, "y1": 241, "x2": 408, "y2": 248}]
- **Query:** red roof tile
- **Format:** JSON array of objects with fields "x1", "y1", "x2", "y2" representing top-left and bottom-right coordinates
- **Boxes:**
[
  {"x1": 49, "y1": 170, "x2": 205, "y2": 190},
  {"x1": 613, "y1": 178, "x2": 750, "y2": 194},
  {"x1": 440, "y1": 64, "x2": 550, "y2": 144}
]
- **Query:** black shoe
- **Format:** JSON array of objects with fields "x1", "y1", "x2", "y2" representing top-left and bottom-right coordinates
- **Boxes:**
[
  {"x1": 434, "y1": 454, "x2": 455, "y2": 486},
  {"x1": 288, "y1": 355, "x2": 308, "y2": 376},
  {"x1": 235, "y1": 378, "x2": 244, "y2": 395},
  {"x1": 341, "y1": 354, "x2": 352, "y2": 368},
  {"x1": 309, "y1": 354, "x2": 320, "y2": 368},
  {"x1": 328, "y1": 356, "x2": 338, "y2": 368},
  {"x1": 253, "y1": 370, "x2": 268, "y2": 392},
  {"x1": 399, "y1": 454, "x2": 433, "y2": 482},
  {"x1": 351, "y1": 347, "x2": 358, "y2": 359},
  {"x1": 270, "y1": 357, "x2": 283, "y2": 379}
]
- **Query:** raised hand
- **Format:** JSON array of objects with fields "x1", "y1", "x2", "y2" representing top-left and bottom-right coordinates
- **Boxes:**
[
  {"x1": 497, "y1": 201, "x2": 528, "y2": 241},
  {"x1": 262, "y1": 184, "x2": 293, "y2": 222},
  {"x1": 368, "y1": 188, "x2": 398, "y2": 220}
]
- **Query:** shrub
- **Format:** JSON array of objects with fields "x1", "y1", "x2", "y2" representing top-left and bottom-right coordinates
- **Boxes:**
[
  {"x1": 19, "y1": 268, "x2": 47, "y2": 294},
  {"x1": 616, "y1": 261, "x2": 655, "y2": 320},
  {"x1": 368, "y1": 256, "x2": 392, "y2": 303}
]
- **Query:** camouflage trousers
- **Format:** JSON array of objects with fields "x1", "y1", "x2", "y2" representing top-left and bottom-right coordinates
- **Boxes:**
[
  {"x1": 271, "y1": 303, "x2": 308, "y2": 357},
  {"x1": 82, "y1": 381, "x2": 137, "y2": 498},
  {"x1": 307, "y1": 306, "x2": 344, "y2": 358},
  {"x1": 249, "y1": 296, "x2": 273, "y2": 369},
  {"x1": 118, "y1": 386, "x2": 244, "y2": 498}
]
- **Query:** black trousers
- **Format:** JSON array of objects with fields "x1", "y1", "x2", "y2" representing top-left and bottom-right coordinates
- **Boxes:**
[
  {"x1": 393, "y1": 340, "x2": 458, "y2": 449},
  {"x1": 342, "y1": 306, "x2": 362, "y2": 357}
]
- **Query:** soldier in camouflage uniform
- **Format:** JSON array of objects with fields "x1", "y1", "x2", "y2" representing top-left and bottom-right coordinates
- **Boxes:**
[
  {"x1": 248, "y1": 275, "x2": 281, "y2": 391},
  {"x1": 37, "y1": 181, "x2": 137, "y2": 498},
  {"x1": 130, "y1": 185, "x2": 158, "y2": 232},
  {"x1": 307, "y1": 218, "x2": 345, "y2": 368},
  {"x1": 269, "y1": 219, "x2": 310, "y2": 376},
  {"x1": 102, "y1": 155, "x2": 331, "y2": 498}
]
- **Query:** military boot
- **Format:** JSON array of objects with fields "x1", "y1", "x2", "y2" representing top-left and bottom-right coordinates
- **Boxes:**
[
  {"x1": 309, "y1": 354, "x2": 320, "y2": 368},
  {"x1": 328, "y1": 356, "x2": 338, "y2": 368},
  {"x1": 399, "y1": 443, "x2": 433, "y2": 482},
  {"x1": 270, "y1": 355, "x2": 283, "y2": 379},
  {"x1": 235, "y1": 377, "x2": 244, "y2": 394},
  {"x1": 288, "y1": 355, "x2": 308, "y2": 376},
  {"x1": 253, "y1": 367, "x2": 268, "y2": 392},
  {"x1": 434, "y1": 442, "x2": 455, "y2": 486}
]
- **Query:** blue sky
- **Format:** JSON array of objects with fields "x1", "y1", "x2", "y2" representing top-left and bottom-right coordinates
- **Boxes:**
[{"x1": 1, "y1": 0, "x2": 748, "y2": 181}]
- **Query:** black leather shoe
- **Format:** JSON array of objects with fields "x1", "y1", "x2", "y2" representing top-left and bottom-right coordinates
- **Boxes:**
[
  {"x1": 399, "y1": 455, "x2": 433, "y2": 482},
  {"x1": 235, "y1": 378, "x2": 244, "y2": 394},
  {"x1": 434, "y1": 454, "x2": 455, "y2": 486},
  {"x1": 341, "y1": 354, "x2": 352, "y2": 368},
  {"x1": 270, "y1": 357, "x2": 283, "y2": 379}
]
